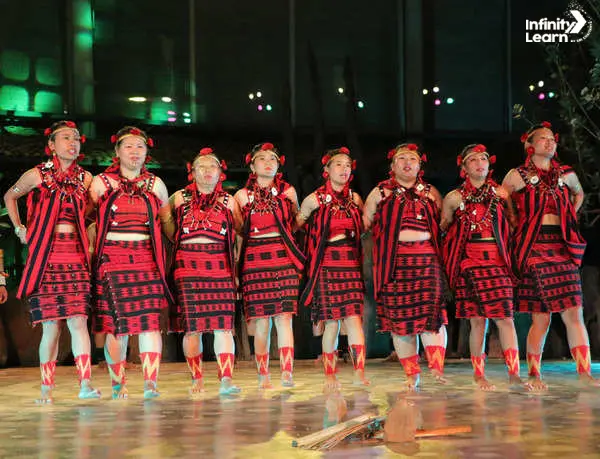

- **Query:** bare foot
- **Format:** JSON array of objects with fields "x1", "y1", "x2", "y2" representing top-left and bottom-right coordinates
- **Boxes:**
[
  {"x1": 219, "y1": 377, "x2": 242, "y2": 395},
  {"x1": 508, "y1": 374, "x2": 533, "y2": 392},
  {"x1": 36, "y1": 385, "x2": 54, "y2": 404},
  {"x1": 281, "y1": 371, "x2": 295, "y2": 388},
  {"x1": 474, "y1": 375, "x2": 496, "y2": 391},
  {"x1": 112, "y1": 384, "x2": 128, "y2": 400},
  {"x1": 431, "y1": 369, "x2": 448, "y2": 385},
  {"x1": 323, "y1": 375, "x2": 341, "y2": 394},
  {"x1": 578, "y1": 373, "x2": 600, "y2": 387},
  {"x1": 258, "y1": 374, "x2": 274, "y2": 390},
  {"x1": 78, "y1": 380, "x2": 101, "y2": 399},
  {"x1": 406, "y1": 373, "x2": 421, "y2": 392},
  {"x1": 143, "y1": 381, "x2": 160, "y2": 399},
  {"x1": 190, "y1": 378, "x2": 205, "y2": 396},
  {"x1": 353, "y1": 370, "x2": 371, "y2": 386},
  {"x1": 528, "y1": 376, "x2": 548, "y2": 391}
]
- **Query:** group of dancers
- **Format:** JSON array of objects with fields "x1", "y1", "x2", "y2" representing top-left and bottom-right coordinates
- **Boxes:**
[{"x1": 1, "y1": 119, "x2": 594, "y2": 403}]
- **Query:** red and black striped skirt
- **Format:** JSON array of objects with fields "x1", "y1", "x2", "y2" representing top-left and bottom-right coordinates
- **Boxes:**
[
  {"x1": 172, "y1": 242, "x2": 235, "y2": 333},
  {"x1": 242, "y1": 236, "x2": 299, "y2": 319},
  {"x1": 311, "y1": 239, "x2": 364, "y2": 323},
  {"x1": 377, "y1": 240, "x2": 447, "y2": 336},
  {"x1": 455, "y1": 240, "x2": 514, "y2": 319},
  {"x1": 516, "y1": 226, "x2": 582, "y2": 313},
  {"x1": 94, "y1": 239, "x2": 167, "y2": 336},
  {"x1": 27, "y1": 232, "x2": 90, "y2": 324}
]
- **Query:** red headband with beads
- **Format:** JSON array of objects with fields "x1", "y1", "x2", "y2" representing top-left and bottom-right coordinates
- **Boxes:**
[
  {"x1": 187, "y1": 147, "x2": 228, "y2": 183},
  {"x1": 44, "y1": 121, "x2": 86, "y2": 157},
  {"x1": 387, "y1": 143, "x2": 427, "y2": 163},
  {"x1": 244, "y1": 142, "x2": 285, "y2": 166},
  {"x1": 110, "y1": 127, "x2": 155, "y2": 148}
]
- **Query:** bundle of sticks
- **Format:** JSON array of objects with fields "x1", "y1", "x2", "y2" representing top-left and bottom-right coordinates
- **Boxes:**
[{"x1": 292, "y1": 411, "x2": 471, "y2": 450}]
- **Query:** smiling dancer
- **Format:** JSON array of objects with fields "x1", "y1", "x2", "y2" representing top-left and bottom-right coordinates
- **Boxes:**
[{"x1": 89, "y1": 126, "x2": 174, "y2": 399}]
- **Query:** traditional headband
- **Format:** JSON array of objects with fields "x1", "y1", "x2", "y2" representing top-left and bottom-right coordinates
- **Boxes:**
[
  {"x1": 110, "y1": 127, "x2": 155, "y2": 147},
  {"x1": 187, "y1": 147, "x2": 227, "y2": 183},
  {"x1": 44, "y1": 121, "x2": 86, "y2": 156},
  {"x1": 520, "y1": 121, "x2": 558, "y2": 144},
  {"x1": 387, "y1": 143, "x2": 427, "y2": 163},
  {"x1": 456, "y1": 143, "x2": 496, "y2": 167},
  {"x1": 321, "y1": 146, "x2": 356, "y2": 169},
  {"x1": 244, "y1": 142, "x2": 285, "y2": 166}
]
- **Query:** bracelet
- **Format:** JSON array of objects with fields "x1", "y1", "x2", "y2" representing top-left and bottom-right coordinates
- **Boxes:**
[{"x1": 14, "y1": 225, "x2": 26, "y2": 237}]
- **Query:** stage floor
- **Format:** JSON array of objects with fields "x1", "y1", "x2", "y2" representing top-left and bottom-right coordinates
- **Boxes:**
[{"x1": 1, "y1": 359, "x2": 599, "y2": 458}]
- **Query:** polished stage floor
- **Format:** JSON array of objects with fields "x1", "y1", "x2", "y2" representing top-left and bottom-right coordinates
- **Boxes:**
[{"x1": 0, "y1": 359, "x2": 599, "y2": 458}]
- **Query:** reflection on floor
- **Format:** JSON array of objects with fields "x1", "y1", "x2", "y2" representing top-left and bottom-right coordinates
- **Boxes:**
[{"x1": 0, "y1": 360, "x2": 599, "y2": 458}]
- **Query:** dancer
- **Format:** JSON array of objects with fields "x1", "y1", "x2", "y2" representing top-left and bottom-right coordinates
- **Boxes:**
[
  {"x1": 4, "y1": 120, "x2": 100, "y2": 402},
  {"x1": 442, "y1": 143, "x2": 530, "y2": 390},
  {"x1": 297, "y1": 147, "x2": 369, "y2": 391},
  {"x1": 363, "y1": 143, "x2": 447, "y2": 390},
  {"x1": 171, "y1": 147, "x2": 242, "y2": 395},
  {"x1": 502, "y1": 121, "x2": 593, "y2": 389},
  {"x1": 234, "y1": 142, "x2": 304, "y2": 388},
  {"x1": 89, "y1": 126, "x2": 173, "y2": 399}
]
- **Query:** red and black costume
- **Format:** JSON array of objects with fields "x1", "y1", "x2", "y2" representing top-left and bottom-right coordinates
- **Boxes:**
[
  {"x1": 372, "y1": 177, "x2": 447, "y2": 336},
  {"x1": 93, "y1": 166, "x2": 173, "y2": 336},
  {"x1": 512, "y1": 162, "x2": 585, "y2": 313},
  {"x1": 18, "y1": 155, "x2": 91, "y2": 324},
  {"x1": 239, "y1": 174, "x2": 305, "y2": 319},
  {"x1": 444, "y1": 178, "x2": 514, "y2": 319},
  {"x1": 300, "y1": 180, "x2": 364, "y2": 323},
  {"x1": 171, "y1": 183, "x2": 236, "y2": 333}
]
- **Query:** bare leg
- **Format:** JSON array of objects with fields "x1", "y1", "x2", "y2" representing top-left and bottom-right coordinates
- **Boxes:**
[
  {"x1": 392, "y1": 333, "x2": 421, "y2": 391},
  {"x1": 104, "y1": 333, "x2": 129, "y2": 399},
  {"x1": 67, "y1": 316, "x2": 100, "y2": 399},
  {"x1": 344, "y1": 316, "x2": 370, "y2": 386},
  {"x1": 421, "y1": 325, "x2": 447, "y2": 384},
  {"x1": 37, "y1": 320, "x2": 61, "y2": 404},
  {"x1": 322, "y1": 320, "x2": 341, "y2": 392},
  {"x1": 214, "y1": 330, "x2": 241, "y2": 395},
  {"x1": 526, "y1": 313, "x2": 551, "y2": 390},
  {"x1": 561, "y1": 307, "x2": 599, "y2": 386},
  {"x1": 274, "y1": 314, "x2": 294, "y2": 387},
  {"x1": 139, "y1": 331, "x2": 162, "y2": 398},
  {"x1": 253, "y1": 318, "x2": 273, "y2": 388},
  {"x1": 469, "y1": 318, "x2": 495, "y2": 391},
  {"x1": 183, "y1": 332, "x2": 204, "y2": 394}
]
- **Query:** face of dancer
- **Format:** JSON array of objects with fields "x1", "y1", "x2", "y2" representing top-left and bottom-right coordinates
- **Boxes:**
[
  {"x1": 116, "y1": 135, "x2": 147, "y2": 173},
  {"x1": 48, "y1": 128, "x2": 81, "y2": 163},
  {"x1": 530, "y1": 128, "x2": 556, "y2": 158},
  {"x1": 251, "y1": 150, "x2": 279, "y2": 179},
  {"x1": 391, "y1": 151, "x2": 420, "y2": 182},
  {"x1": 462, "y1": 152, "x2": 489, "y2": 181},
  {"x1": 326, "y1": 154, "x2": 352, "y2": 187},
  {"x1": 192, "y1": 155, "x2": 221, "y2": 191}
]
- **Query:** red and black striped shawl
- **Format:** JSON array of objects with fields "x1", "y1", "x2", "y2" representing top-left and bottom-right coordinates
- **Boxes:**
[
  {"x1": 443, "y1": 180, "x2": 513, "y2": 289},
  {"x1": 512, "y1": 164, "x2": 586, "y2": 274},
  {"x1": 299, "y1": 184, "x2": 362, "y2": 306},
  {"x1": 239, "y1": 176, "x2": 305, "y2": 273},
  {"x1": 94, "y1": 171, "x2": 174, "y2": 304},
  {"x1": 18, "y1": 159, "x2": 90, "y2": 299},
  {"x1": 372, "y1": 178, "x2": 442, "y2": 302}
]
